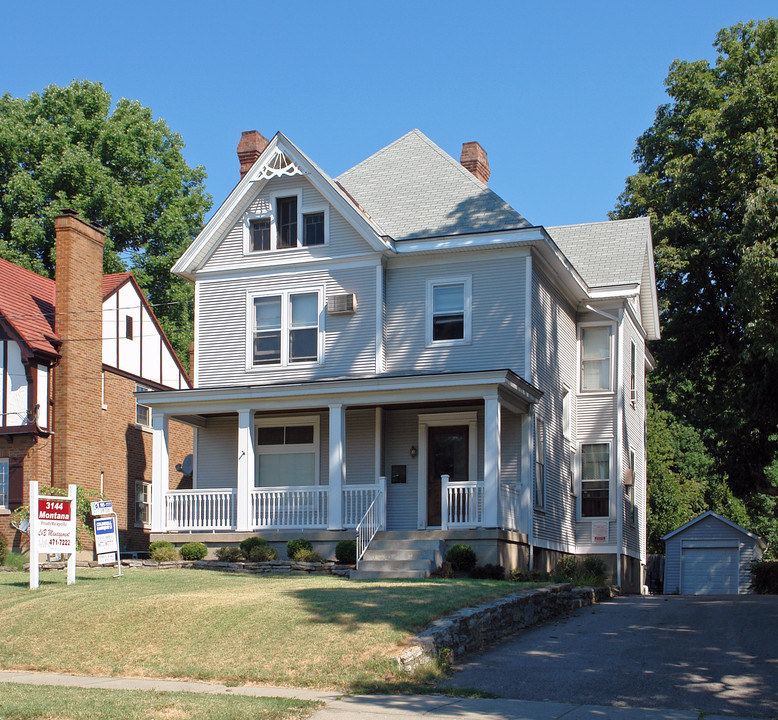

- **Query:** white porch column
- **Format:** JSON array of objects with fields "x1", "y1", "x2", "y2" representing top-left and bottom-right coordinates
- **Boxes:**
[
  {"x1": 236, "y1": 408, "x2": 254, "y2": 532},
  {"x1": 483, "y1": 394, "x2": 501, "y2": 528},
  {"x1": 151, "y1": 411, "x2": 169, "y2": 533},
  {"x1": 328, "y1": 403, "x2": 345, "y2": 529}
]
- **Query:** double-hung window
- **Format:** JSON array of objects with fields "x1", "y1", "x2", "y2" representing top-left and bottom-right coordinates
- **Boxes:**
[
  {"x1": 0, "y1": 458, "x2": 8, "y2": 508},
  {"x1": 135, "y1": 481, "x2": 151, "y2": 527},
  {"x1": 581, "y1": 443, "x2": 610, "y2": 518},
  {"x1": 246, "y1": 191, "x2": 328, "y2": 253},
  {"x1": 427, "y1": 277, "x2": 472, "y2": 345},
  {"x1": 135, "y1": 384, "x2": 151, "y2": 428},
  {"x1": 580, "y1": 326, "x2": 612, "y2": 392},
  {"x1": 251, "y1": 290, "x2": 321, "y2": 367},
  {"x1": 255, "y1": 417, "x2": 319, "y2": 487}
]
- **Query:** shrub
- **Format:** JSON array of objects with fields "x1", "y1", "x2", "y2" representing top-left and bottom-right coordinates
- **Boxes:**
[
  {"x1": 3, "y1": 551, "x2": 27, "y2": 571},
  {"x1": 581, "y1": 555, "x2": 608, "y2": 577},
  {"x1": 180, "y1": 542, "x2": 208, "y2": 561},
  {"x1": 509, "y1": 567, "x2": 550, "y2": 583},
  {"x1": 215, "y1": 546, "x2": 244, "y2": 562},
  {"x1": 446, "y1": 544, "x2": 477, "y2": 572},
  {"x1": 292, "y1": 548, "x2": 323, "y2": 563},
  {"x1": 248, "y1": 543, "x2": 278, "y2": 562},
  {"x1": 286, "y1": 538, "x2": 314, "y2": 560},
  {"x1": 550, "y1": 555, "x2": 608, "y2": 586},
  {"x1": 335, "y1": 539, "x2": 357, "y2": 565},
  {"x1": 149, "y1": 541, "x2": 178, "y2": 562},
  {"x1": 240, "y1": 535, "x2": 270, "y2": 557},
  {"x1": 553, "y1": 556, "x2": 578, "y2": 579},
  {"x1": 431, "y1": 561, "x2": 454, "y2": 578},
  {"x1": 749, "y1": 560, "x2": 778, "y2": 594},
  {"x1": 469, "y1": 563, "x2": 505, "y2": 580},
  {"x1": 0, "y1": 533, "x2": 7, "y2": 565}
]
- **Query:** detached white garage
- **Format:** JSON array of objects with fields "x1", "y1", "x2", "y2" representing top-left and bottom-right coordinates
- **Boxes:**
[{"x1": 662, "y1": 511, "x2": 766, "y2": 595}]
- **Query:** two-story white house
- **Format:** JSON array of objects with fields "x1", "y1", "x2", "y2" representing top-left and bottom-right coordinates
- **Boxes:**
[{"x1": 143, "y1": 129, "x2": 659, "y2": 591}]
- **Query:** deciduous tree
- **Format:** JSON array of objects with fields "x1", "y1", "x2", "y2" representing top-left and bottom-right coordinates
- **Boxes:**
[{"x1": 0, "y1": 80, "x2": 211, "y2": 366}]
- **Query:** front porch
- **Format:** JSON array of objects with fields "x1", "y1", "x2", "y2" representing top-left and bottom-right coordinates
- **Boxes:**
[{"x1": 144, "y1": 370, "x2": 542, "y2": 549}]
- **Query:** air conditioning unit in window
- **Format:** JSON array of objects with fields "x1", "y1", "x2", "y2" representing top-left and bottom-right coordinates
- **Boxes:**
[
  {"x1": 623, "y1": 469, "x2": 634, "y2": 486},
  {"x1": 328, "y1": 293, "x2": 357, "y2": 315}
]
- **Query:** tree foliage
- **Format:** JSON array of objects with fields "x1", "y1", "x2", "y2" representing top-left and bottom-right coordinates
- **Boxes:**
[
  {"x1": 0, "y1": 80, "x2": 211, "y2": 366},
  {"x1": 613, "y1": 19, "x2": 778, "y2": 498}
]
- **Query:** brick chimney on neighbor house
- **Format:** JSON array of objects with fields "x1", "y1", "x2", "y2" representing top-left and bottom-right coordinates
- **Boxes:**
[
  {"x1": 460, "y1": 141, "x2": 490, "y2": 185},
  {"x1": 52, "y1": 210, "x2": 105, "y2": 493},
  {"x1": 237, "y1": 130, "x2": 270, "y2": 179}
]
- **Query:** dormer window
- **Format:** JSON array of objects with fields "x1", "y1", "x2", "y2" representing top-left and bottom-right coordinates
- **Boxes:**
[
  {"x1": 245, "y1": 190, "x2": 328, "y2": 254},
  {"x1": 277, "y1": 196, "x2": 297, "y2": 248}
]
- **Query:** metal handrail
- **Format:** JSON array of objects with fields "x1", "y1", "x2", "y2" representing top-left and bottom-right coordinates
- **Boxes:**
[{"x1": 355, "y1": 477, "x2": 386, "y2": 567}]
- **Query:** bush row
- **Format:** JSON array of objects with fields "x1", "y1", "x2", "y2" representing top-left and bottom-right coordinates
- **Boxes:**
[{"x1": 750, "y1": 560, "x2": 778, "y2": 594}]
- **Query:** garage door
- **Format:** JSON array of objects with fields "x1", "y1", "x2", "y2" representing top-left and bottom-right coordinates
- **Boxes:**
[{"x1": 681, "y1": 544, "x2": 738, "y2": 594}]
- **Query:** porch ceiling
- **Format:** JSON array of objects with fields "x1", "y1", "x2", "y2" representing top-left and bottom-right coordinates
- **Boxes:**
[{"x1": 140, "y1": 369, "x2": 542, "y2": 419}]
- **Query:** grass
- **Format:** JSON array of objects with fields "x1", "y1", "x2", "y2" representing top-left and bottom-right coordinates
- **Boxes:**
[
  {"x1": 0, "y1": 568, "x2": 536, "y2": 692},
  {"x1": 0, "y1": 683, "x2": 321, "y2": 720}
]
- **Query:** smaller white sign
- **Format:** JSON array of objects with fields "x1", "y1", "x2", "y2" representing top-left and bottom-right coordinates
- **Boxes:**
[
  {"x1": 592, "y1": 520, "x2": 609, "y2": 544},
  {"x1": 94, "y1": 516, "x2": 118, "y2": 563},
  {"x1": 91, "y1": 500, "x2": 113, "y2": 516}
]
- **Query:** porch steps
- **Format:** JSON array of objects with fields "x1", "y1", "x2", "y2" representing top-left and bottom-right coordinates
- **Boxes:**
[{"x1": 350, "y1": 535, "x2": 445, "y2": 579}]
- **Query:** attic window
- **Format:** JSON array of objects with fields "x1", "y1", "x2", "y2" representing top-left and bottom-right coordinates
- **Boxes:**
[
  {"x1": 244, "y1": 192, "x2": 328, "y2": 254},
  {"x1": 125, "y1": 315, "x2": 133, "y2": 340},
  {"x1": 250, "y1": 218, "x2": 270, "y2": 252},
  {"x1": 303, "y1": 212, "x2": 325, "y2": 246}
]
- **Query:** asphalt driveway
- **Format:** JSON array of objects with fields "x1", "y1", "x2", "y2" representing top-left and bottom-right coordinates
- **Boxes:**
[{"x1": 446, "y1": 594, "x2": 778, "y2": 718}]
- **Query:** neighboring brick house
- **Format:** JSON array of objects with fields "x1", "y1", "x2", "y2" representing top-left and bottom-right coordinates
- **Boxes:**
[{"x1": 0, "y1": 211, "x2": 192, "y2": 555}]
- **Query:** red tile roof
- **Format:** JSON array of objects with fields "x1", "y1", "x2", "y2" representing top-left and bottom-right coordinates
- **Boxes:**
[
  {"x1": 102, "y1": 272, "x2": 132, "y2": 298},
  {"x1": 0, "y1": 258, "x2": 59, "y2": 356}
]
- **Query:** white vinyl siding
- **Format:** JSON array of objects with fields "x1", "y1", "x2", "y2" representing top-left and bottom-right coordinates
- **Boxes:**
[
  {"x1": 203, "y1": 176, "x2": 375, "y2": 270},
  {"x1": 385, "y1": 254, "x2": 527, "y2": 375},
  {"x1": 195, "y1": 415, "x2": 238, "y2": 489},
  {"x1": 196, "y1": 265, "x2": 377, "y2": 387},
  {"x1": 530, "y1": 268, "x2": 577, "y2": 550}
]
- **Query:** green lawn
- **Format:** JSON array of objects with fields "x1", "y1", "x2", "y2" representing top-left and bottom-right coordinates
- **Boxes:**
[
  {"x1": 0, "y1": 683, "x2": 321, "y2": 720},
  {"x1": 0, "y1": 569, "x2": 533, "y2": 691}
]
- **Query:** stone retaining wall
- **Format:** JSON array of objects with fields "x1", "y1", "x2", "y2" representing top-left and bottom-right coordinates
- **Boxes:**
[{"x1": 397, "y1": 583, "x2": 619, "y2": 672}]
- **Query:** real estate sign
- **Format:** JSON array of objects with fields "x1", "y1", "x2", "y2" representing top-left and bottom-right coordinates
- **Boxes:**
[
  {"x1": 94, "y1": 516, "x2": 118, "y2": 565},
  {"x1": 29, "y1": 480, "x2": 77, "y2": 589}
]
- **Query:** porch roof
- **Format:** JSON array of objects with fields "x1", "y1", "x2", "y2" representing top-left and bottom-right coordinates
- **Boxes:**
[{"x1": 139, "y1": 368, "x2": 542, "y2": 421}]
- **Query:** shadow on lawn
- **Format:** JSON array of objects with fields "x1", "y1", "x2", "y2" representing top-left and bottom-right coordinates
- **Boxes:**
[{"x1": 288, "y1": 582, "x2": 452, "y2": 634}]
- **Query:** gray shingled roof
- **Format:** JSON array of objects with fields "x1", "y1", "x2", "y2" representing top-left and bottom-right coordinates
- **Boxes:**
[
  {"x1": 337, "y1": 129, "x2": 531, "y2": 241},
  {"x1": 547, "y1": 217, "x2": 650, "y2": 287}
]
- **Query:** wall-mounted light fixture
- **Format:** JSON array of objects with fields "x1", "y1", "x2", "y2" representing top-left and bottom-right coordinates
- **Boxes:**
[{"x1": 410, "y1": 445, "x2": 417, "y2": 458}]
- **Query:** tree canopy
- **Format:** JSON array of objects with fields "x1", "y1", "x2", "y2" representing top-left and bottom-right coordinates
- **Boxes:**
[
  {"x1": 613, "y1": 19, "x2": 778, "y2": 499},
  {"x1": 0, "y1": 80, "x2": 212, "y2": 365}
]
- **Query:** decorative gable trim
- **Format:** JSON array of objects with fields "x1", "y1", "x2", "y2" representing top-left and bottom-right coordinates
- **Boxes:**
[{"x1": 173, "y1": 133, "x2": 392, "y2": 280}]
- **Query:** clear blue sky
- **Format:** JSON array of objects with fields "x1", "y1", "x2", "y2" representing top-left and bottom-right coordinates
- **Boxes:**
[{"x1": 2, "y1": 2, "x2": 775, "y2": 227}]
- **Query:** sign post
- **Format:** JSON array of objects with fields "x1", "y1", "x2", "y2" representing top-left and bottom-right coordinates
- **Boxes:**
[
  {"x1": 91, "y1": 500, "x2": 121, "y2": 577},
  {"x1": 29, "y1": 481, "x2": 77, "y2": 589}
]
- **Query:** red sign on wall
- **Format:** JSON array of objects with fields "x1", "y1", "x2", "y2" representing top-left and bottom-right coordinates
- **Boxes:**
[{"x1": 38, "y1": 499, "x2": 72, "y2": 522}]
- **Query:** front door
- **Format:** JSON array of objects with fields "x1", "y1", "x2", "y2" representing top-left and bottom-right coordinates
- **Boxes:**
[{"x1": 427, "y1": 425, "x2": 469, "y2": 526}]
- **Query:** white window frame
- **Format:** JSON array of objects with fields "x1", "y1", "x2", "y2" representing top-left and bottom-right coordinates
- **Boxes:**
[
  {"x1": 135, "y1": 384, "x2": 151, "y2": 429},
  {"x1": 578, "y1": 440, "x2": 613, "y2": 520},
  {"x1": 246, "y1": 287, "x2": 324, "y2": 370},
  {"x1": 254, "y1": 415, "x2": 320, "y2": 487},
  {"x1": 135, "y1": 480, "x2": 151, "y2": 528},
  {"x1": 243, "y1": 188, "x2": 329, "y2": 254},
  {"x1": 562, "y1": 385, "x2": 571, "y2": 441},
  {"x1": 534, "y1": 417, "x2": 546, "y2": 509},
  {"x1": 0, "y1": 458, "x2": 8, "y2": 508},
  {"x1": 578, "y1": 322, "x2": 615, "y2": 394},
  {"x1": 425, "y1": 276, "x2": 472, "y2": 347}
]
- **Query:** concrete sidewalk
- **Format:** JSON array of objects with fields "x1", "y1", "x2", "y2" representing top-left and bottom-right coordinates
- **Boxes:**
[{"x1": 0, "y1": 670, "x2": 756, "y2": 720}]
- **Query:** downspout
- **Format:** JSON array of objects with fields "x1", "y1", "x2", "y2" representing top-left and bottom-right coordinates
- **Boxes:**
[{"x1": 615, "y1": 308, "x2": 624, "y2": 589}]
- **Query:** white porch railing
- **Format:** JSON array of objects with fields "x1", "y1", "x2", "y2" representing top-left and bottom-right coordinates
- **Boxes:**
[
  {"x1": 166, "y1": 489, "x2": 236, "y2": 531},
  {"x1": 251, "y1": 486, "x2": 328, "y2": 529},
  {"x1": 441, "y1": 475, "x2": 483, "y2": 528},
  {"x1": 343, "y1": 484, "x2": 380, "y2": 528},
  {"x1": 356, "y1": 476, "x2": 387, "y2": 565},
  {"x1": 499, "y1": 483, "x2": 521, "y2": 531}
]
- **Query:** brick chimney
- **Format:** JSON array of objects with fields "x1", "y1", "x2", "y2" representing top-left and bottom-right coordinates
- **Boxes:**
[
  {"x1": 460, "y1": 141, "x2": 490, "y2": 185},
  {"x1": 52, "y1": 210, "x2": 105, "y2": 492},
  {"x1": 237, "y1": 130, "x2": 270, "y2": 179}
]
